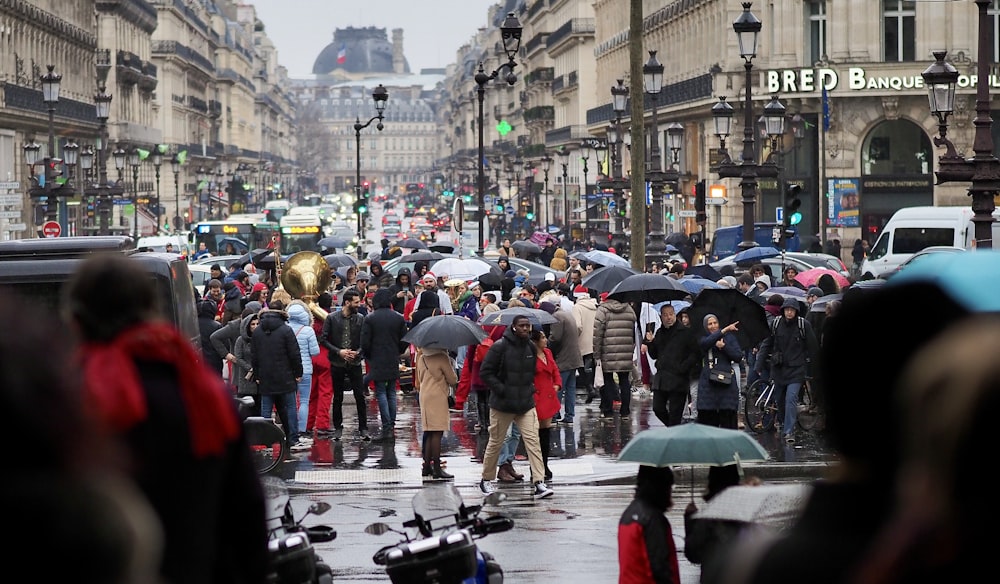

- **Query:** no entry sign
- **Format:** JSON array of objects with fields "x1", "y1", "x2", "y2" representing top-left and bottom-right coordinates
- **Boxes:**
[{"x1": 42, "y1": 220, "x2": 61, "y2": 238}]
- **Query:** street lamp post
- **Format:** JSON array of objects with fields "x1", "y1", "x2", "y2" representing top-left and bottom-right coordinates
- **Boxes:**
[
  {"x1": 476, "y1": 12, "x2": 523, "y2": 255},
  {"x1": 129, "y1": 147, "x2": 142, "y2": 238},
  {"x1": 354, "y1": 84, "x2": 389, "y2": 260},
  {"x1": 920, "y1": 0, "x2": 999, "y2": 248},
  {"x1": 112, "y1": 145, "x2": 126, "y2": 233},
  {"x1": 606, "y1": 79, "x2": 630, "y2": 247},
  {"x1": 579, "y1": 143, "x2": 591, "y2": 243},
  {"x1": 171, "y1": 154, "x2": 181, "y2": 232},
  {"x1": 642, "y1": 50, "x2": 671, "y2": 265},
  {"x1": 79, "y1": 145, "x2": 94, "y2": 231},
  {"x1": 151, "y1": 146, "x2": 163, "y2": 234},
  {"x1": 713, "y1": 2, "x2": 784, "y2": 251},
  {"x1": 24, "y1": 65, "x2": 76, "y2": 236},
  {"x1": 558, "y1": 149, "x2": 570, "y2": 235},
  {"x1": 521, "y1": 159, "x2": 534, "y2": 230},
  {"x1": 540, "y1": 154, "x2": 552, "y2": 231}
]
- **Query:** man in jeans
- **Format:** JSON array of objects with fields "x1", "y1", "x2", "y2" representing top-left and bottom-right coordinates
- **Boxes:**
[
  {"x1": 756, "y1": 297, "x2": 819, "y2": 443},
  {"x1": 478, "y1": 315, "x2": 554, "y2": 499},
  {"x1": 361, "y1": 288, "x2": 408, "y2": 441},
  {"x1": 320, "y1": 289, "x2": 370, "y2": 441}
]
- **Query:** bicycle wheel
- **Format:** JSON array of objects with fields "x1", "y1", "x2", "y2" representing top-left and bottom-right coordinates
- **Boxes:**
[
  {"x1": 744, "y1": 378, "x2": 777, "y2": 434},
  {"x1": 796, "y1": 379, "x2": 823, "y2": 432},
  {"x1": 244, "y1": 416, "x2": 286, "y2": 474}
]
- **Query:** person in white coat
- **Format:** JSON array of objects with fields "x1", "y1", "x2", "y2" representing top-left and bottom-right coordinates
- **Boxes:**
[{"x1": 572, "y1": 285, "x2": 598, "y2": 403}]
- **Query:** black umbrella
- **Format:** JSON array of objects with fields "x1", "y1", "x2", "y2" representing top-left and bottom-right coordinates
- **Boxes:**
[
  {"x1": 397, "y1": 238, "x2": 428, "y2": 250},
  {"x1": 324, "y1": 253, "x2": 358, "y2": 269},
  {"x1": 428, "y1": 241, "x2": 458, "y2": 254},
  {"x1": 404, "y1": 250, "x2": 445, "y2": 263},
  {"x1": 253, "y1": 252, "x2": 285, "y2": 272},
  {"x1": 581, "y1": 265, "x2": 641, "y2": 293},
  {"x1": 664, "y1": 232, "x2": 696, "y2": 264},
  {"x1": 511, "y1": 240, "x2": 542, "y2": 256},
  {"x1": 237, "y1": 248, "x2": 275, "y2": 268},
  {"x1": 476, "y1": 272, "x2": 503, "y2": 290},
  {"x1": 686, "y1": 264, "x2": 723, "y2": 282},
  {"x1": 317, "y1": 237, "x2": 353, "y2": 251},
  {"x1": 607, "y1": 273, "x2": 691, "y2": 303},
  {"x1": 686, "y1": 288, "x2": 770, "y2": 349},
  {"x1": 402, "y1": 315, "x2": 487, "y2": 351}
]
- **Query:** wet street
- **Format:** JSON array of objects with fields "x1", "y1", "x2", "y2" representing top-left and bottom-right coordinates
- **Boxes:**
[{"x1": 271, "y1": 388, "x2": 836, "y2": 583}]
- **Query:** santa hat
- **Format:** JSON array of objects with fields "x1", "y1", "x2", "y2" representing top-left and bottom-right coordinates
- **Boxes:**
[
  {"x1": 422, "y1": 272, "x2": 437, "y2": 282},
  {"x1": 573, "y1": 285, "x2": 589, "y2": 299}
]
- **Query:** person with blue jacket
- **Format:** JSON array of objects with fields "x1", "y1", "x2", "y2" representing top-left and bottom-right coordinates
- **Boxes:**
[{"x1": 286, "y1": 300, "x2": 320, "y2": 451}]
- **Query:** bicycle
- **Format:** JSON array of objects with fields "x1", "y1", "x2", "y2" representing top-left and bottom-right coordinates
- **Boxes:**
[
  {"x1": 237, "y1": 396, "x2": 287, "y2": 474},
  {"x1": 743, "y1": 377, "x2": 821, "y2": 434}
]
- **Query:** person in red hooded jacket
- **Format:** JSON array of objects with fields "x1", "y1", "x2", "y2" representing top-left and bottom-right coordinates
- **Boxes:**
[{"x1": 618, "y1": 465, "x2": 681, "y2": 584}]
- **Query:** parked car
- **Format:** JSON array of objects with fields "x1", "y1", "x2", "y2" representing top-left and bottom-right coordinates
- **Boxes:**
[
  {"x1": 878, "y1": 245, "x2": 968, "y2": 280},
  {"x1": 710, "y1": 254, "x2": 818, "y2": 283},
  {"x1": 782, "y1": 252, "x2": 850, "y2": 276}
]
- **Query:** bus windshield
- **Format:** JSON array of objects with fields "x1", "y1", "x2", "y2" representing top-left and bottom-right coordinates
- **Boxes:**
[
  {"x1": 190, "y1": 215, "x2": 280, "y2": 255},
  {"x1": 279, "y1": 212, "x2": 324, "y2": 254}
]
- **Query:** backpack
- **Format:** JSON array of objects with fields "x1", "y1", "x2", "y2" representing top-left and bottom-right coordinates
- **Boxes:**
[
  {"x1": 771, "y1": 315, "x2": 806, "y2": 341},
  {"x1": 473, "y1": 337, "x2": 494, "y2": 363}
]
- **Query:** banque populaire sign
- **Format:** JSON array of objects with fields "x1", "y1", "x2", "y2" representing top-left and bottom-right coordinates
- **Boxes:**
[{"x1": 766, "y1": 67, "x2": 1000, "y2": 94}]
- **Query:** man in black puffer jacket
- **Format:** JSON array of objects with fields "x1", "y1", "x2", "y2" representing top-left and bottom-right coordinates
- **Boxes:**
[
  {"x1": 251, "y1": 301, "x2": 303, "y2": 448},
  {"x1": 478, "y1": 315, "x2": 554, "y2": 499}
]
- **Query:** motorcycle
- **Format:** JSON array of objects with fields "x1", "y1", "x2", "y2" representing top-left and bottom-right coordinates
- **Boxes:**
[
  {"x1": 262, "y1": 477, "x2": 337, "y2": 584},
  {"x1": 365, "y1": 484, "x2": 513, "y2": 584}
]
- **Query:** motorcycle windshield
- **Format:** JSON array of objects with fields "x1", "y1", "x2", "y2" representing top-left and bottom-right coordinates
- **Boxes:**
[
  {"x1": 411, "y1": 483, "x2": 463, "y2": 526},
  {"x1": 261, "y1": 476, "x2": 290, "y2": 528}
]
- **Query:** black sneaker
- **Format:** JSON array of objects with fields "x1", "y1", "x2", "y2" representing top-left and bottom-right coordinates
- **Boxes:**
[
  {"x1": 479, "y1": 479, "x2": 496, "y2": 495},
  {"x1": 360, "y1": 430, "x2": 372, "y2": 442},
  {"x1": 532, "y1": 481, "x2": 554, "y2": 499},
  {"x1": 332, "y1": 427, "x2": 343, "y2": 441}
]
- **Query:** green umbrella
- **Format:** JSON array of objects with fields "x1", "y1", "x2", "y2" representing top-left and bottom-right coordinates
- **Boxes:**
[{"x1": 617, "y1": 423, "x2": 768, "y2": 467}]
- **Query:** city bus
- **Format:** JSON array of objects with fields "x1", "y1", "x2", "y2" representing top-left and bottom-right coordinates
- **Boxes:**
[
  {"x1": 279, "y1": 210, "x2": 324, "y2": 254},
  {"x1": 263, "y1": 199, "x2": 292, "y2": 224},
  {"x1": 189, "y1": 214, "x2": 280, "y2": 255}
]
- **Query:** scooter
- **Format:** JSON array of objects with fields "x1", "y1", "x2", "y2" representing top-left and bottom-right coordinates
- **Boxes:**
[
  {"x1": 365, "y1": 484, "x2": 512, "y2": 584},
  {"x1": 262, "y1": 477, "x2": 337, "y2": 584}
]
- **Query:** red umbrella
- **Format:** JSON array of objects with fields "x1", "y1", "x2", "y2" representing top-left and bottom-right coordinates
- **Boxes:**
[{"x1": 794, "y1": 267, "x2": 850, "y2": 289}]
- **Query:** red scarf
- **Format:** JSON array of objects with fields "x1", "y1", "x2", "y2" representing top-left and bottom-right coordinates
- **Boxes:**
[{"x1": 79, "y1": 322, "x2": 240, "y2": 458}]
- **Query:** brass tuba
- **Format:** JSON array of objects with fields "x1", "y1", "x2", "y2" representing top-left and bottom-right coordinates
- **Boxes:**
[{"x1": 279, "y1": 251, "x2": 332, "y2": 320}]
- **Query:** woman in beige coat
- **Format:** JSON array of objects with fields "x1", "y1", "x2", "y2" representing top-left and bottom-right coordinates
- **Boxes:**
[{"x1": 416, "y1": 347, "x2": 458, "y2": 480}]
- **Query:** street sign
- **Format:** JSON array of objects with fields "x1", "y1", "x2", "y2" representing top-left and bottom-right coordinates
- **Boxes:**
[
  {"x1": 0, "y1": 181, "x2": 20, "y2": 190},
  {"x1": 0, "y1": 211, "x2": 22, "y2": 219},
  {"x1": 483, "y1": 194, "x2": 494, "y2": 207},
  {"x1": 678, "y1": 210, "x2": 697, "y2": 218},
  {"x1": 505, "y1": 205, "x2": 515, "y2": 216},
  {"x1": 705, "y1": 198, "x2": 726, "y2": 206},
  {"x1": 4, "y1": 223, "x2": 26, "y2": 232},
  {"x1": 42, "y1": 220, "x2": 61, "y2": 238},
  {"x1": 0, "y1": 194, "x2": 22, "y2": 206},
  {"x1": 776, "y1": 207, "x2": 784, "y2": 222}
]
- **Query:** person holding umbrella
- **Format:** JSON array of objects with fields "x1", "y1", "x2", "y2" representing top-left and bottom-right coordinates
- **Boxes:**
[
  {"x1": 697, "y1": 315, "x2": 744, "y2": 491},
  {"x1": 415, "y1": 343, "x2": 458, "y2": 480},
  {"x1": 643, "y1": 303, "x2": 701, "y2": 427}
]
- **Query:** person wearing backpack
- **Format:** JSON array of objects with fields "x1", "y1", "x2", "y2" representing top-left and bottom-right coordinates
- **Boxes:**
[{"x1": 755, "y1": 297, "x2": 819, "y2": 443}]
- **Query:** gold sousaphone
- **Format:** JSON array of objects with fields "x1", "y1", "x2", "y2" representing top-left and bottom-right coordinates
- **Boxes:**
[{"x1": 279, "y1": 251, "x2": 332, "y2": 320}]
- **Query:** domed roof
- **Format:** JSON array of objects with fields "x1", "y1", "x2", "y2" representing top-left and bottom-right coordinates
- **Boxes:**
[{"x1": 313, "y1": 26, "x2": 411, "y2": 76}]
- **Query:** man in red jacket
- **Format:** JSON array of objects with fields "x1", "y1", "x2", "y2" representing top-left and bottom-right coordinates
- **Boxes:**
[{"x1": 618, "y1": 465, "x2": 681, "y2": 584}]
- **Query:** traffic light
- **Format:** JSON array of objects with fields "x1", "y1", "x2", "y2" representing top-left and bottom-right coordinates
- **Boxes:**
[
  {"x1": 694, "y1": 180, "x2": 707, "y2": 224},
  {"x1": 526, "y1": 206, "x2": 535, "y2": 221},
  {"x1": 781, "y1": 183, "x2": 802, "y2": 244},
  {"x1": 362, "y1": 181, "x2": 370, "y2": 198},
  {"x1": 494, "y1": 201, "x2": 504, "y2": 214}
]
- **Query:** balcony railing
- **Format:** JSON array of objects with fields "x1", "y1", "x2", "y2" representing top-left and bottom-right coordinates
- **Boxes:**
[
  {"x1": 546, "y1": 18, "x2": 595, "y2": 51},
  {"x1": 524, "y1": 67, "x2": 554, "y2": 84},
  {"x1": 524, "y1": 106, "x2": 554, "y2": 121}
]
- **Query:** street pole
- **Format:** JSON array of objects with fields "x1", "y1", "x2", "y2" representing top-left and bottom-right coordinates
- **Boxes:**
[
  {"x1": 152, "y1": 147, "x2": 162, "y2": 234},
  {"x1": 171, "y1": 155, "x2": 181, "y2": 233},
  {"x1": 353, "y1": 84, "x2": 389, "y2": 260}
]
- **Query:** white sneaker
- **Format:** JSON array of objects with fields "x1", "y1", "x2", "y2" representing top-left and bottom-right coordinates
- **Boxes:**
[
  {"x1": 479, "y1": 479, "x2": 496, "y2": 495},
  {"x1": 290, "y1": 441, "x2": 311, "y2": 452},
  {"x1": 532, "y1": 481, "x2": 554, "y2": 499}
]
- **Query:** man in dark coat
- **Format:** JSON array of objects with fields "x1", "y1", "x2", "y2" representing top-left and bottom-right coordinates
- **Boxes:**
[
  {"x1": 361, "y1": 288, "x2": 408, "y2": 441},
  {"x1": 756, "y1": 297, "x2": 819, "y2": 443},
  {"x1": 478, "y1": 315, "x2": 553, "y2": 499},
  {"x1": 197, "y1": 298, "x2": 224, "y2": 376},
  {"x1": 320, "y1": 289, "x2": 369, "y2": 441},
  {"x1": 252, "y1": 301, "x2": 303, "y2": 446},
  {"x1": 542, "y1": 300, "x2": 583, "y2": 425},
  {"x1": 68, "y1": 255, "x2": 268, "y2": 584},
  {"x1": 388, "y1": 267, "x2": 416, "y2": 314},
  {"x1": 369, "y1": 260, "x2": 394, "y2": 290},
  {"x1": 643, "y1": 303, "x2": 701, "y2": 426}
]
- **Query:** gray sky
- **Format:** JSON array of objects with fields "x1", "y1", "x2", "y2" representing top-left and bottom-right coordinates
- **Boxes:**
[{"x1": 248, "y1": 0, "x2": 499, "y2": 78}]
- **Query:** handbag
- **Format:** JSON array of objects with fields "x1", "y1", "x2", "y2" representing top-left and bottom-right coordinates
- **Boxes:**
[{"x1": 708, "y1": 350, "x2": 734, "y2": 386}]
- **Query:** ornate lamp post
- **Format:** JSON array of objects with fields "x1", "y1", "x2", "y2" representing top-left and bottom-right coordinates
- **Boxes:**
[
  {"x1": 642, "y1": 50, "x2": 670, "y2": 264},
  {"x1": 606, "y1": 79, "x2": 630, "y2": 246},
  {"x1": 920, "y1": 1, "x2": 999, "y2": 248},
  {"x1": 128, "y1": 147, "x2": 142, "y2": 238},
  {"x1": 354, "y1": 84, "x2": 389, "y2": 259},
  {"x1": 558, "y1": 148, "x2": 570, "y2": 234},
  {"x1": 24, "y1": 65, "x2": 77, "y2": 236},
  {"x1": 540, "y1": 154, "x2": 552, "y2": 230},
  {"x1": 151, "y1": 145, "x2": 163, "y2": 234},
  {"x1": 476, "y1": 12, "x2": 522, "y2": 255},
  {"x1": 713, "y1": 2, "x2": 785, "y2": 251},
  {"x1": 171, "y1": 154, "x2": 181, "y2": 232},
  {"x1": 579, "y1": 142, "x2": 591, "y2": 242}
]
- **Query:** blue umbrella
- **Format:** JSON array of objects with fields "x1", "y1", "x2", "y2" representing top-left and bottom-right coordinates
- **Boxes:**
[
  {"x1": 731, "y1": 246, "x2": 782, "y2": 265},
  {"x1": 679, "y1": 275, "x2": 723, "y2": 295},
  {"x1": 887, "y1": 249, "x2": 1000, "y2": 311}
]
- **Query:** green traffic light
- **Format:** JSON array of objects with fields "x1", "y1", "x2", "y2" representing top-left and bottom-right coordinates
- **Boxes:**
[
  {"x1": 789, "y1": 212, "x2": 802, "y2": 225},
  {"x1": 526, "y1": 212, "x2": 535, "y2": 220}
]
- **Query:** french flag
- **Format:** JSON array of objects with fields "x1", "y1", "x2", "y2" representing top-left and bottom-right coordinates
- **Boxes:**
[{"x1": 336, "y1": 43, "x2": 347, "y2": 65}]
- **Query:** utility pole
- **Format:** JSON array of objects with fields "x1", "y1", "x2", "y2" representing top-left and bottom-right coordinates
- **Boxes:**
[{"x1": 629, "y1": 0, "x2": 646, "y2": 270}]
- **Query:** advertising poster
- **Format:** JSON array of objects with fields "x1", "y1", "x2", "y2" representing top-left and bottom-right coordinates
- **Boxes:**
[{"x1": 828, "y1": 178, "x2": 860, "y2": 227}]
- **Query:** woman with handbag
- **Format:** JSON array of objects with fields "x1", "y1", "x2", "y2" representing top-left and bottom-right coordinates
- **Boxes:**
[{"x1": 697, "y1": 314, "x2": 743, "y2": 491}]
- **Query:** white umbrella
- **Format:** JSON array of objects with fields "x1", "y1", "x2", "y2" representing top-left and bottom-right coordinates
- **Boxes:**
[
  {"x1": 431, "y1": 257, "x2": 495, "y2": 281},
  {"x1": 694, "y1": 483, "x2": 812, "y2": 530},
  {"x1": 584, "y1": 249, "x2": 630, "y2": 268}
]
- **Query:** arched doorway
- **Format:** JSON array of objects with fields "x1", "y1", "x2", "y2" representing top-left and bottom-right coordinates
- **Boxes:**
[{"x1": 858, "y1": 119, "x2": 934, "y2": 243}]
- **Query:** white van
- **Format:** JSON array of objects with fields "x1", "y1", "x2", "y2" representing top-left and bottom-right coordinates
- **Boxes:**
[
  {"x1": 136, "y1": 234, "x2": 192, "y2": 258},
  {"x1": 860, "y1": 206, "x2": 1000, "y2": 279}
]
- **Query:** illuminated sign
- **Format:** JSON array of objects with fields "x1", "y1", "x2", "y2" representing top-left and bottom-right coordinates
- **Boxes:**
[
  {"x1": 766, "y1": 66, "x2": 1000, "y2": 94},
  {"x1": 282, "y1": 226, "x2": 321, "y2": 234},
  {"x1": 223, "y1": 225, "x2": 239, "y2": 234}
]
